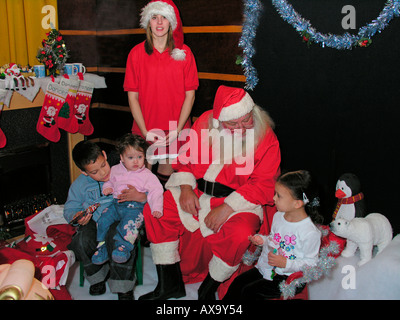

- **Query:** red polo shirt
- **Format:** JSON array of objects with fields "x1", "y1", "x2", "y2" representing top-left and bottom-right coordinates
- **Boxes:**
[{"x1": 124, "y1": 41, "x2": 199, "y2": 135}]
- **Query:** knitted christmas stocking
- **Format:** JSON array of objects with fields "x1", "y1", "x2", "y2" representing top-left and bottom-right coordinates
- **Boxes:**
[
  {"x1": 73, "y1": 80, "x2": 94, "y2": 136},
  {"x1": 0, "y1": 89, "x2": 7, "y2": 148},
  {"x1": 58, "y1": 76, "x2": 79, "y2": 133},
  {"x1": 36, "y1": 82, "x2": 68, "y2": 142}
]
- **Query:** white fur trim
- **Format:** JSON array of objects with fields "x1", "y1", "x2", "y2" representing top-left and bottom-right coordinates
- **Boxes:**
[
  {"x1": 209, "y1": 255, "x2": 239, "y2": 282},
  {"x1": 203, "y1": 164, "x2": 224, "y2": 182},
  {"x1": 198, "y1": 193, "x2": 214, "y2": 237},
  {"x1": 140, "y1": 1, "x2": 177, "y2": 30},
  {"x1": 165, "y1": 171, "x2": 199, "y2": 232},
  {"x1": 171, "y1": 48, "x2": 186, "y2": 60},
  {"x1": 218, "y1": 93, "x2": 254, "y2": 122},
  {"x1": 166, "y1": 168, "x2": 263, "y2": 237},
  {"x1": 224, "y1": 191, "x2": 261, "y2": 215},
  {"x1": 197, "y1": 192, "x2": 263, "y2": 237},
  {"x1": 150, "y1": 240, "x2": 180, "y2": 265},
  {"x1": 166, "y1": 172, "x2": 197, "y2": 189},
  {"x1": 212, "y1": 118, "x2": 220, "y2": 128},
  {"x1": 169, "y1": 187, "x2": 200, "y2": 232}
]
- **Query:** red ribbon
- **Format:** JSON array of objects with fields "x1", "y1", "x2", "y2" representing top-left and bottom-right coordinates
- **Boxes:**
[{"x1": 332, "y1": 192, "x2": 364, "y2": 220}]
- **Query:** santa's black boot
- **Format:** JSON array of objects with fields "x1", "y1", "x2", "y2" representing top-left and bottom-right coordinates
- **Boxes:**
[
  {"x1": 138, "y1": 263, "x2": 186, "y2": 300},
  {"x1": 198, "y1": 273, "x2": 221, "y2": 300}
]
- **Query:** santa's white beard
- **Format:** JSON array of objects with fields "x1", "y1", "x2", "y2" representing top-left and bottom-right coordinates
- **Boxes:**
[{"x1": 208, "y1": 128, "x2": 255, "y2": 171}]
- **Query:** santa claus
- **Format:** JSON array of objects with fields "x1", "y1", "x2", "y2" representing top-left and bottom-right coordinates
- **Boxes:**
[{"x1": 139, "y1": 85, "x2": 281, "y2": 300}]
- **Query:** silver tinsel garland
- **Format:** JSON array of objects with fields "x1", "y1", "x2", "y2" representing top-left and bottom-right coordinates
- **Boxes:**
[
  {"x1": 239, "y1": 0, "x2": 264, "y2": 90},
  {"x1": 279, "y1": 233, "x2": 341, "y2": 300},
  {"x1": 272, "y1": 0, "x2": 400, "y2": 49}
]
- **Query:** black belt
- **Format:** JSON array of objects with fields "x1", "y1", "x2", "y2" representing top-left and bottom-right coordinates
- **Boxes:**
[{"x1": 196, "y1": 178, "x2": 235, "y2": 198}]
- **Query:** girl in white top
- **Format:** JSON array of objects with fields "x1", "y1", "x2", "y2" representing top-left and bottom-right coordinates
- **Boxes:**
[{"x1": 223, "y1": 170, "x2": 322, "y2": 300}]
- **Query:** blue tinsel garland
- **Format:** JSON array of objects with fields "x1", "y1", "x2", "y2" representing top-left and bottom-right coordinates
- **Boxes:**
[
  {"x1": 239, "y1": 0, "x2": 264, "y2": 90},
  {"x1": 272, "y1": 0, "x2": 400, "y2": 49},
  {"x1": 238, "y1": 1, "x2": 400, "y2": 89}
]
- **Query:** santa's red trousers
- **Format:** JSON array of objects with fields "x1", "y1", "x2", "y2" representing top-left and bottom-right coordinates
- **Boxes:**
[{"x1": 143, "y1": 190, "x2": 261, "y2": 284}]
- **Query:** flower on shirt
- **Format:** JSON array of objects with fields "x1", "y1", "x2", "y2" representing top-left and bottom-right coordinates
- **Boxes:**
[
  {"x1": 123, "y1": 213, "x2": 144, "y2": 244},
  {"x1": 273, "y1": 233, "x2": 281, "y2": 243}
]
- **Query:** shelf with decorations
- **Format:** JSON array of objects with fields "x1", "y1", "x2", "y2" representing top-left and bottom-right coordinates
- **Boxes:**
[{"x1": 0, "y1": 27, "x2": 107, "y2": 183}]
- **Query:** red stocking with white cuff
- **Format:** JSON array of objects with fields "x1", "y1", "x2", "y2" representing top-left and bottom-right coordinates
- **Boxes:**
[
  {"x1": 73, "y1": 79, "x2": 94, "y2": 136},
  {"x1": 36, "y1": 82, "x2": 68, "y2": 142},
  {"x1": 0, "y1": 89, "x2": 7, "y2": 148}
]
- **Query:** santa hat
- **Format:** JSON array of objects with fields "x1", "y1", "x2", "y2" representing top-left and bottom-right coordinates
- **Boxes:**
[
  {"x1": 212, "y1": 86, "x2": 255, "y2": 128},
  {"x1": 140, "y1": 0, "x2": 186, "y2": 61}
]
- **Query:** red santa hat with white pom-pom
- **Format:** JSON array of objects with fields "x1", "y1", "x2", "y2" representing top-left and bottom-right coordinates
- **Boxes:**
[
  {"x1": 212, "y1": 86, "x2": 255, "y2": 128},
  {"x1": 140, "y1": 0, "x2": 186, "y2": 61}
]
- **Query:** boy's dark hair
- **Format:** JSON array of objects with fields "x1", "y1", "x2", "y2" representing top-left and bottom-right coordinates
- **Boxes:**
[
  {"x1": 72, "y1": 140, "x2": 103, "y2": 171},
  {"x1": 277, "y1": 170, "x2": 324, "y2": 225},
  {"x1": 116, "y1": 133, "x2": 149, "y2": 162}
]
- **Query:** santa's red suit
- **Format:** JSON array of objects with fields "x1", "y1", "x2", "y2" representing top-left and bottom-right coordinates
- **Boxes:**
[{"x1": 142, "y1": 86, "x2": 281, "y2": 299}]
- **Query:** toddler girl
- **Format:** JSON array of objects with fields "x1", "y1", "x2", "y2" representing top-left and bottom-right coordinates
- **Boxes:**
[
  {"x1": 92, "y1": 133, "x2": 164, "y2": 264},
  {"x1": 223, "y1": 170, "x2": 322, "y2": 299}
]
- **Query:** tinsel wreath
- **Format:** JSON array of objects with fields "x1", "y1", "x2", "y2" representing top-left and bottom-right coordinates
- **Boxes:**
[
  {"x1": 239, "y1": 0, "x2": 264, "y2": 90},
  {"x1": 279, "y1": 226, "x2": 341, "y2": 300},
  {"x1": 272, "y1": 0, "x2": 400, "y2": 49}
]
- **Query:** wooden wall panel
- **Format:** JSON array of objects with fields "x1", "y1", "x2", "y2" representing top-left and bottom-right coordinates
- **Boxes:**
[
  {"x1": 95, "y1": 0, "x2": 142, "y2": 30},
  {"x1": 94, "y1": 32, "x2": 244, "y2": 72},
  {"x1": 58, "y1": 0, "x2": 97, "y2": 30},
  {"x1": 185, "y1": 33, "x2": 243, "y2": 74},
  {"x1": 176, "y1": 0, "x2": 243, "y2": 26},
  {"x1": 62, "y1": 35, "x2": 98, "y2": 67},
  {"x1": 97, "y1": 34, "x2": 145, "y2": 67}
]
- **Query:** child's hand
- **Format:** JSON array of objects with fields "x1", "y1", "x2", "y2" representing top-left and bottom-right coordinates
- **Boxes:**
[
  {"x1": 152, "y1": 211, "x2": 163, "y2": 219},
  {"x1": 71, "y1": 211, "x2": 92, "y2": 226},
  {"x1": 268, "y1": 251, "x2": 287, "y2": 268},
  {"x1": 103, "y1": 187, "x2": 113, "y2": 196},
  {"x1": 248, "y1": 235, "x2": 264, "y2": 246}
]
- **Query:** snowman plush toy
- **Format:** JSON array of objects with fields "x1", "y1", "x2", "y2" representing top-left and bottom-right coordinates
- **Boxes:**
[{"x1": 332, "y1": 173, "x2": 366, "y2": 221}]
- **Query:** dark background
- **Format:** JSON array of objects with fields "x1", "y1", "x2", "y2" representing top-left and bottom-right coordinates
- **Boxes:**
[{"x1": 252, "y1": 0, "x2": 399, "y2": 233}]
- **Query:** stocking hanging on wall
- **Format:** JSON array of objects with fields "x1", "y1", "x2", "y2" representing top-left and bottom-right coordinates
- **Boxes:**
[
  {"x1": 0, "y1": 89, "x2": 7, "y2": 148},
  {"x1": 36, "y1": 82, "x2": 68, "y2": 142},
  {"x1": 58, "y1": 76, "x2": 79, "y2": 134},
  {"x1": 73, "y1": 78, "x2": 94, "y2": 136}
]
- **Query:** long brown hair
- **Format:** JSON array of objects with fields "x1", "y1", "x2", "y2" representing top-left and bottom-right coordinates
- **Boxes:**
[{"x1": 144, "y1": 23, "x2": 175, "y2": 56}]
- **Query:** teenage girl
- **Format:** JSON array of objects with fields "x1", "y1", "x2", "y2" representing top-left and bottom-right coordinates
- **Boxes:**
[{"x1": 123, "y1": 0, "x2": 199, "y2": 186}]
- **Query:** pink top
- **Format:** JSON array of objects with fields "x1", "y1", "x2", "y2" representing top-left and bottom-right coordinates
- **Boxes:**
[{"x1": 103, "y1": 162, "x2": 164, "y2": 213}]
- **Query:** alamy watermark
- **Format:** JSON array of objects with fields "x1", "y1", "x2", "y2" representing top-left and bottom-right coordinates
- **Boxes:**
[
  {"x1": 41, "y1": 5, "x2": 56, "y2": 30},
  {"x1": 341, "y1": 264, "x2": 356, "y2": 289},
  {"x1": 342, "y1": 5, "x2": 356, "y2": 30}
]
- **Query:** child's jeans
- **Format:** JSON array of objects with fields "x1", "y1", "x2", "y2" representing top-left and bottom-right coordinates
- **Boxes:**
[{"x1": 96, "y1": 199, "x2": 145, "y2": 251}]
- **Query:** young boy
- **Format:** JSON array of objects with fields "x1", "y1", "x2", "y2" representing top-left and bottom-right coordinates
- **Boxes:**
[
  {"x1": 92, "y1": 134, "x2": 163, "y2": 265},
  {"x1": 64, "y1": 140, "x2": 146, "y2": 300}
]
